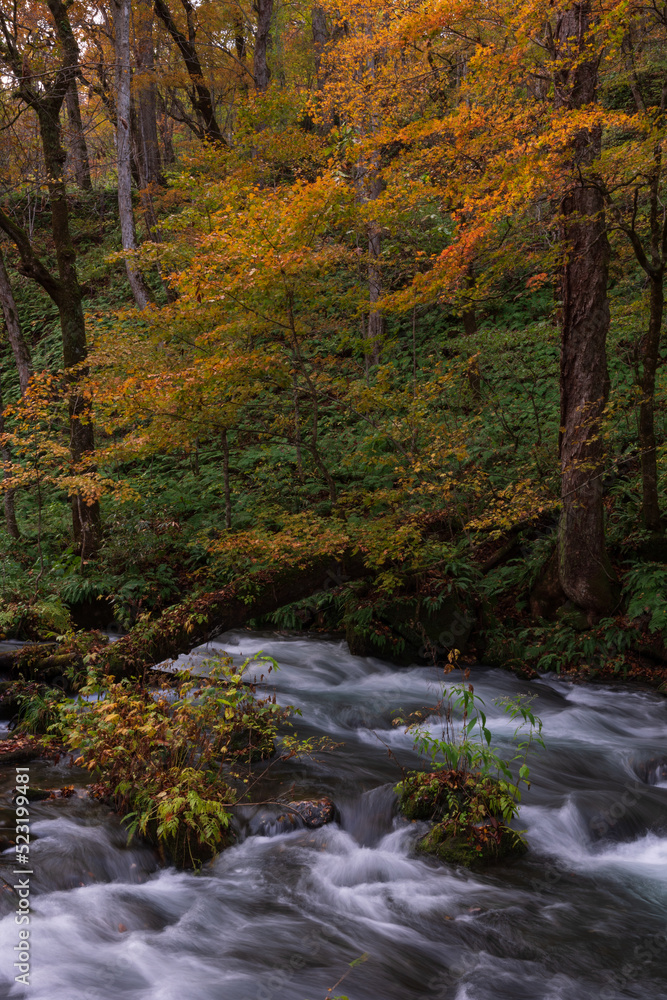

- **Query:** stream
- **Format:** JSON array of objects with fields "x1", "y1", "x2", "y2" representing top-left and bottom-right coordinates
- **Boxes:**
[{"x1": 2, "y1": 632, "x2": 667, "y2": 999}]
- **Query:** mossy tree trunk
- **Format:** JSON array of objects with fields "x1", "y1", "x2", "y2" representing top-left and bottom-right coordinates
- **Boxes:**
[
  {"x1": 554, "y1": 2, "x2": 616, "y2": 618},
  {"x1": 91, "y1": 551, "x2": 367, "y2": 680}
]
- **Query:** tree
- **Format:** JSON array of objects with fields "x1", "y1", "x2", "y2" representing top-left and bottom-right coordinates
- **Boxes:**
[
  {"x1": 134, "y1": 0, "x2": 163, "y2": 188},
  {"x1": 64, "y1": 77, "x2": 93, "y2": 191},
  {"x1": 0, "y1": 0, "x2": 100, "y2": 554},
  {"x1": 253, "y1": 0, "x2": 274, "y2": 92},
  {"x1": 554, "y1": 2, "x2": 616, "y2": 616},
  {"x1": 153, "y1": 0, "x2": 226, "y2": 143}
]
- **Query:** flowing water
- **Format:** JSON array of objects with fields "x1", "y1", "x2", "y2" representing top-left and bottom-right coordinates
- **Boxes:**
[{"x1": 2, "y1": 632, "x2": 667, "y2": 1000}]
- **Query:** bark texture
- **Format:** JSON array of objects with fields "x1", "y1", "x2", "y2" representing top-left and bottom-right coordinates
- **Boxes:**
[
  {"x1": 113, "y1": 0, "x2": 153, "y2": 309},
  {"x1": 555, "y1": 2, "x2": 616, "y2": 617},
  {"x1": 254, "y1": 0, "x2": 274, "y2": 91},
  {"x1": 312, "y1": 5, "x2": 329, "y2": 89},
  {"x1": 64, "y1": 77, "x2": 92, "y2": 191},
  {"x1": 134, "y1": 2, "x2": 163, "y2": 188}
]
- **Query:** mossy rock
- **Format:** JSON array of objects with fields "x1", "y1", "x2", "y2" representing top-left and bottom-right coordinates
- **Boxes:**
[
  {"x1": 417, "y1": 818, "x2": 526, "y2": 867},
  {"x1": 396, "y1": 769, "x2": 527, "y2": 868}
]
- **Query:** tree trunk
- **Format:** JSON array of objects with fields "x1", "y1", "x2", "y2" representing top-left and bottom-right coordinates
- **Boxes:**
[
  {"x1": 234, "y1": 16, "x2": 249, "y2": 94},
  {"x1": 64, "y1": 78, "x2": 93, "y2": 191},
  {"x1": 555, "y1": 2, "x2": 616, "y2": 618},
  {"x1": 153, "y1": 0, "x2": 225, "y2": 143},
  {"x1": 156, "y1": 89, "x2": 176, "y2": 165},
  {"x1": 0, "y1": 249, "x2": 32, "y2": 395},
  {"x1": 37, "y1": 23, "x2": 100, "y2": 554},
  {"x1": 37, "y1": 116, "x2": 100, "y2": 554},
  {"x1": 135, "y1": 2, "x2": 163, "y2": 188},
  {"x1": 312, "y1": 5, "x2": 329, "y2": 89},
  {"x1": 113, "y1": 0, "x2": 153, "y2": 309},
  {"x1": 639, "y1": 271, "x2": 664, "y2": 531},
  {"x1": 0, "y1": 380, "x2": 19, "y2": 539},
  {"x1": 254, "y1": 0, "x2": 274, "y2": 91}
]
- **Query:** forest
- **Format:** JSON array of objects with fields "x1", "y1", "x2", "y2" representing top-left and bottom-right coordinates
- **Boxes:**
[
  {"x1": 1, "y1": 0, "x2": 667, "y2": 682},
  {"x1": 0, "y1": 1, "x2": 667, "y2": 998}
]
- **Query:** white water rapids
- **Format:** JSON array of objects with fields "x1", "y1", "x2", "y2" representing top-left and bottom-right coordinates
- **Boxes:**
[{"x1": 2, "y1": 632, "x2": 667, "y2": 999}]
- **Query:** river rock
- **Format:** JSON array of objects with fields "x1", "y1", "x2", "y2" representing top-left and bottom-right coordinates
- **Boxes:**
[
  {"x1": 253, "y1": 797, "x2": 336, "y2": 836},
  {"x1": 288, "y1": 797, "x2": 336, "y2": 828}
]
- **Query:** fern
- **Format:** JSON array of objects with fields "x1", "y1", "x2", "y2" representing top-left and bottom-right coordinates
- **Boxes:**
[{"x1": 623, "y1": 562, "x2": 667, "y2": 633}]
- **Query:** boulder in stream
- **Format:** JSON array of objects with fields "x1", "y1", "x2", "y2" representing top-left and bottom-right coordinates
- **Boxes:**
[
  {"x1": 396, "y1": 770, "x2": 527, "y2": 868},
  {"x1": 253, "y1": 797, "x2": 336, "y2": 836}
]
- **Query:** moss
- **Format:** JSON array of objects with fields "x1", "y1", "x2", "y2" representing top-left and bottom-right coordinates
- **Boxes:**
[
  {"x1": 396, "y1": 769, "x2": 527, "y2": 868},
  {"x1": 418, "y1": 819, "x2": 526, "y2": 868}
]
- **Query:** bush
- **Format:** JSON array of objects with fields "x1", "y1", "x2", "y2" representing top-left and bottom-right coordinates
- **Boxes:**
[{"x1": 62, "y1": 653, "x2": 286, "y2": 867}]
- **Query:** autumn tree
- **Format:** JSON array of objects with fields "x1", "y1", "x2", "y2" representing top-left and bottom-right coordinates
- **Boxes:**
[{"x1": 0, "y1": 0, "x2": 100, "y2": 554}]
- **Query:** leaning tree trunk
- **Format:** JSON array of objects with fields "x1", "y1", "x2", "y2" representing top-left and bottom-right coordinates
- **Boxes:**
[
  {"x1": 113, "y1": 0, "x2": 153, "y2": 309},
  {"x1": 91, "y1": 549, "x2": 367, "y2": 680},
  {"x1": 64, "y1": 77, "x2": 92, "y2": 191},
  {"x1": 555, "y1": 2, "x2": 616, "y2": 618},
  {"x1": 153, "y1": 0, "x2": 225, "y2": 143}
]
